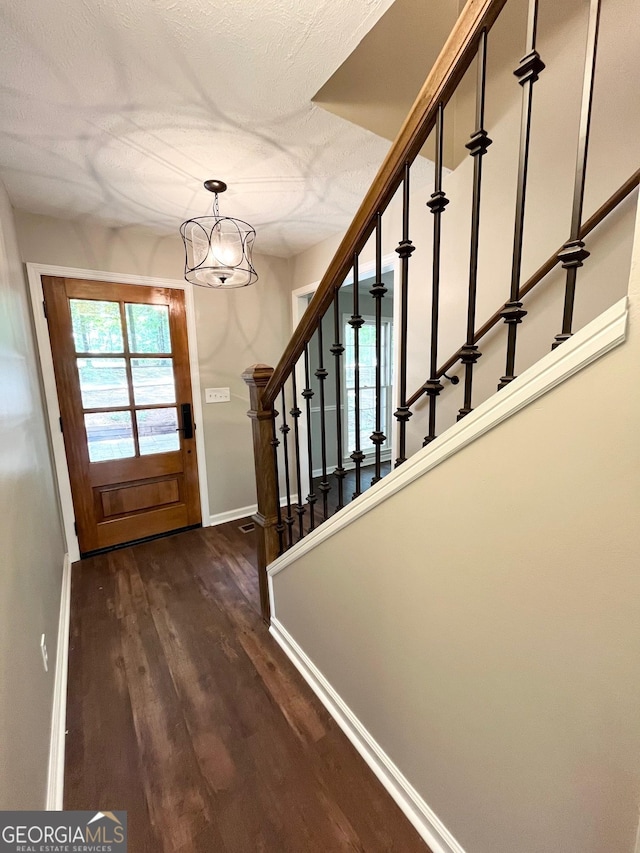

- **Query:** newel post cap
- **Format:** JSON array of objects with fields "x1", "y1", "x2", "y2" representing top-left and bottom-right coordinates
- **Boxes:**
[{"x1": 242, "y1": 364, "x2": 274, "y2": 386}]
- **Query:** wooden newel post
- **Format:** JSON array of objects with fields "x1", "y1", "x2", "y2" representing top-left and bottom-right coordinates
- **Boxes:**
[{"x1": 242, "y1": 364, "x2": 280, "y2": 624}]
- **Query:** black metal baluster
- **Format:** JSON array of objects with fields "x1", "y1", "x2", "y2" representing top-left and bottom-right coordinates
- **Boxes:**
[
  {"x1": 458, "y1": 31, "x2": 492, "y2": 419},
  {"x1": 349, "y1": 254, "x2": 365, "y2": 497},
  {"x1": 394, "y1": 162, "x2": 415, "y2": 465},
  {"x1": 552, "y1": 0, "x2": 601, "y2": 349},
  {"x1": 290, "y1": 368, "x2": 306, "y2": 538},
  {"x1": 303, "y1": 344, "x2": 317, "y2": 531},
  {"x1": 370, "y1": 212, "x2": 387, "y2": 482},
  {"x1": 423, "y1": 104, "x2": 450, "y2": 444},
  {"x1": 279, "y1": 387, "x2": 294, "y2": 548},
  {"x1": 270, "y1": 413, "x2": 285, "y2": 555},
  {"x1": 315, "y1": 317, "x2": 331, "y2": 520},
  {"x1": 331, "y1": 291, "x2": 346, "y2": 511},
  {"x1": 499, "y1": 0, "x2": 545, "y2": 389}
]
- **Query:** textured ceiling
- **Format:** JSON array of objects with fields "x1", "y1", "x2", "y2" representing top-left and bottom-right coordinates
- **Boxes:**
[{"x1": 0, "y1": 0, "x2": 402, "y2": 257}]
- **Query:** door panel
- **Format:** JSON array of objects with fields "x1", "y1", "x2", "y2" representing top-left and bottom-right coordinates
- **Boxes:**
[
  {"x1": 99, "y1": 478, "x2": 181, "y2": 517},
  {"x1": 43, "y1": 276, "x2": 201, "y2": 555},
  {"x1": 89, "y1": 453, "x2": 183, "y2": 486}
]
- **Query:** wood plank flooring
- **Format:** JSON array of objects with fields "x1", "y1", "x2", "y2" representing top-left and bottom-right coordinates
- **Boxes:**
[
  {"x1": 312, "y1": 462, "x2": 393, "y2": 520},
  {"x1": 65, "y1": 520, "x2": 428, "y2": 852},
  {"x1": 281, "y1": 463, "x2": 393, "y2": 547}
]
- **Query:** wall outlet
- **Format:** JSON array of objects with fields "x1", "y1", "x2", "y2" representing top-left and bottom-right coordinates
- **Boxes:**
[
  {"x1": 40, "y1": 634, "x2": 49, "y2": 673},
  {"x1": 205, "y1": 387, "x2": 231, "y2": 404}
]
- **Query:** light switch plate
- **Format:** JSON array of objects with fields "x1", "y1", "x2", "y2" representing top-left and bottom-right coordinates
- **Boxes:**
[{"x1": 205, "y1": 387, "x2": 231, "y2": 404}]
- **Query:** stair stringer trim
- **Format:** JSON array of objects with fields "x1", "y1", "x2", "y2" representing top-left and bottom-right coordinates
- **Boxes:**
[
  {"x1": 270, "y1": 616, "x2": 468, "y2": 853},
  {"x1": 268, "y1": 296, "x2": 628, "y2": 591}
]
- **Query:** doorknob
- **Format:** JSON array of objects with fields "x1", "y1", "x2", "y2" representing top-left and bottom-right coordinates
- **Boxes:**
[{"x1": 176, "y1": 403, "x2": 194, "y2": 439}]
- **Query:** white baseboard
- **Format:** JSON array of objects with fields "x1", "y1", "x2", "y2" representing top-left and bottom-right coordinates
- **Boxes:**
[
  {"x1": 268, "y1": 296, "x2": 628, "y2": 578},
  {"x1": 210, "y1": 504, "x2": 258, "y2": 526},
  {"x1": 46, "y1": 553, "x2": 72, "y2": 810},
  {"x1": 270, "y1": 617, "x2": 466, "y2": 853},
  {"x1": 209, "y1": 495, "x2": 300, "y2": 527}
]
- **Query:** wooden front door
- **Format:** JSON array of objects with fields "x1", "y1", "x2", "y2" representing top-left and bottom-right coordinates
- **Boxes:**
[{"x1": 43, "y1": 276, "x2": 201, "y2": 555}]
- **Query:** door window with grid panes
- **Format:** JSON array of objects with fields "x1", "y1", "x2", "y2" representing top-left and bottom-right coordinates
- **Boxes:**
[{"x1": 70, "y1": 299, "x2": 180, "y2": 462}]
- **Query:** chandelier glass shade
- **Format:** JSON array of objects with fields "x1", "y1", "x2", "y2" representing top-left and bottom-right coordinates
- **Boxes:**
[{"x1": 180, "y1": 180, "x2": 258, "y2": 289}]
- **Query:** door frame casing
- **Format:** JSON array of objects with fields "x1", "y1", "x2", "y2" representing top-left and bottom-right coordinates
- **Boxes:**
[{"x1": 27, "y1": 263, "x2": 211, "y2": 562}]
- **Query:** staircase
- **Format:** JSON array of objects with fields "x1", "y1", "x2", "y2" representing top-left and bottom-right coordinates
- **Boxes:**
[
  {"x1": 241, "y1": 1, "x2": 640, "y2": 850},
  {"x1": 243, "y1": 0, "x2": 638, "y2": 620}
]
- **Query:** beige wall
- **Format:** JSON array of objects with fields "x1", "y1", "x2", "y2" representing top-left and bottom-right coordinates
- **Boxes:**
[
  {"x1": 272, "y1": 202, "x2": 640, "y2": 852},
  {"x1": 292, "y1": 0, "x2": 639, "y2": 458},
  {"x1": 14, "y1": 212, "x2": 293, "y2": 516},
  {"x1": 0, "y1": 185, "x2": 66, "y2": 807},
  {"x1": 313, "y1": 0, "x2": 459, "y2": 166}
]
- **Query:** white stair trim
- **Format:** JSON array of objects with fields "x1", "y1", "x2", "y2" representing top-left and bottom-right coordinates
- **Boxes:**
[
  {"x1": 268, "y1": 297, "x2": 628, "y2": 581},
  {"x1": 46, "y1": 553, "x2": 72, "y2": 810},
  {"x1": 270, "y1": 617, "x2": 467, "y2": 853}
]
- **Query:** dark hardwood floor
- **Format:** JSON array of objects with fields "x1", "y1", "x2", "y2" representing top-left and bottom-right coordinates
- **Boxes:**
[
  {"x1": 65, "y1": 519, "x2": 427, "y2": 852},
  {"x1": 283, "y1": 462, "x2": 393, "y2": 545},
  {"x1": 314, "y1": 461, "x2": 393, "y2": 518}
]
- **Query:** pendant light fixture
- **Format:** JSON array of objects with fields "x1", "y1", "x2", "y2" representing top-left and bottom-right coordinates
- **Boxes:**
[{"x1": 180, "y1": 180, "x2": 258, "y2": 288}]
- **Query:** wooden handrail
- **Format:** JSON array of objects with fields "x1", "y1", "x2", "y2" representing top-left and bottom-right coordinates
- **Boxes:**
[
  {"x1": 263, "y1": 0, "x2": 509, "y2": 406},
  {"x1": 407, "y1": 168, "x2": 640, "y2": 408}
]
